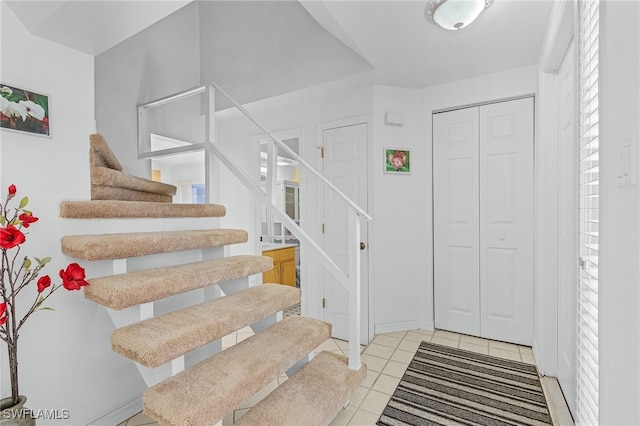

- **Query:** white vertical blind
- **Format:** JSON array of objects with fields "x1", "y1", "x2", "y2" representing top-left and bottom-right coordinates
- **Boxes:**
[{"x1": 576, "y1": 0, "x2": 599, "y2": 424}]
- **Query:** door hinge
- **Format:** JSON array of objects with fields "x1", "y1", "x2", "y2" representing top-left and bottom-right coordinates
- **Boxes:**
[
  {"x1": 317, "y1": 146, "x2": 324, "y2": 158},
  {"x1": 322, "y1": 298, "x2": 326, "y2": 308},
  {"x1": 321, "y1": 223, "x2": 325, "y2": 233}
]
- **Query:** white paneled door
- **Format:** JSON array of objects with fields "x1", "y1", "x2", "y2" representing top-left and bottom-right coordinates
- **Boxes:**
[
  {"x1": 434, "y1": 98, "x2": 534, "y2": 345},
  {"x1": 433, "y1": 107, "x2": 481, "y2": 337},
  {"x1": 322, "y1": 122, "x2": 369, "y2": 344}
]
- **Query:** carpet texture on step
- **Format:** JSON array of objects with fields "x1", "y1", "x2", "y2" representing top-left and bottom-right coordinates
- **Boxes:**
[
  {"x1": 377, "y1": 341, "x2": 552, "y2": 426},
  {"x1": 237, "y1": 351, "x2": 367, "y2": 426},
  {"x1": 143, "y1": 316, "x2": 331, "y2": 426},
  {"x1": 91, "y1": 185, "x2": 172, "y2": 203},
  {"x1": 90, "y1": 133, "x2": 122, "y2": 171},
  {"x1": 85, "y1": 255, "x2": 270, "y2": 310},
  {"x1": 62, "y1": 229, "x2": 247, "y2": 261},
  {"x1": 60, "y1": 200, "x2": 226, "y2": 219},
  {"x1": 112, "y1": 285, "x2": 300, "y2": 367},
  {"x1": 91, "y1": 167, "x2": 176, "y2": 197}
]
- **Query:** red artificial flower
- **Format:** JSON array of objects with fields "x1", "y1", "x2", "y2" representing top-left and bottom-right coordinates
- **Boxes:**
[
  {"x1": 18, "y1": 212, "x2": 39, "y2": 228},
  {"x1": 59, "y1": 263, "x2": 89, "y2": 291},
  {"x1": 37, "y1": 275, "x2": 51, "y2": 293},
  {"x1": 0, "y1": 302, "x2": 6, "y2": 326},
  {"x1": 8, "y1": 184, "x2": 16, "y2": 195},
  {"x1": 0, "y1": 225, "x2": 26, "y2": 249}
]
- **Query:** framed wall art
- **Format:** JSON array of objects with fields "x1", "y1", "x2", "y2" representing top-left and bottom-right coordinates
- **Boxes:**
[
  {"x1": 0, "y1": 83, "x2": 50, "y2": 137},
  {"x1": 384, "y1": 148, "x2": 410, "y2": 174}
]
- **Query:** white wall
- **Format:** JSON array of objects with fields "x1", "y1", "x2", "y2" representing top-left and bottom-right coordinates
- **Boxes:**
[
  {"x1": 599, "y1": 1, "x2": 640, "y2": 423},
  {"x1": 0, "y1": 3, "x2": 147, "y2": 424},
  {"x1": 371, "y1": 85, "x2": 431, "y2": 333}
]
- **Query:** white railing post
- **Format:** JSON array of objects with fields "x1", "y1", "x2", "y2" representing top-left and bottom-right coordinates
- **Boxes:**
[
  {"x1": 265, "y1": 138, "x2": 277, "y2": 241},
  {"x1": 348, "y1": 209, "x2": 362, "y2": 370},
  {"x1": 205, "y1": 84, "x2": 216, "y2": 205}
]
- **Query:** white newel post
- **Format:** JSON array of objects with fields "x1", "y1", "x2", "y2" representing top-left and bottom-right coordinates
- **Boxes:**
[{"x1": 348, "y1": 209, "x2": 361, "y2": 370}]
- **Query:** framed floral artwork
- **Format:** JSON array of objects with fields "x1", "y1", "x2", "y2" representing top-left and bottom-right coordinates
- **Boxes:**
[
  {"x1": 384, "y1": 148, "x2": 410, "y2": 174},
  {"x1": 0, "y1": 83, "x2": 50, "y2": 137}
]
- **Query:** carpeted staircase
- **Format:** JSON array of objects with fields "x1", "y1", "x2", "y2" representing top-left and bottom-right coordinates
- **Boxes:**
[{"x1": 59, "y1": 135, "x2": 366, "y2": 425}]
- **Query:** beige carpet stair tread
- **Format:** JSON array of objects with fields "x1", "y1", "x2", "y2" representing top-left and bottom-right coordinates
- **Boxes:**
[
  {"x1": 91, "y1": 185, "x2": 172, "y2": 203},
  {"x1": 85, "y1": 255, "x2": 271, "y2": 310},
  {"x1": 91, "y1": 166, "x2": 177, "y2": 197},
  {"x1": 143, "y1": 316, "x2": 331, "y2": 426},
  {"x1": 62, "y1": 229, "x2": 247, "y2": 261},
  {"x1": 60, "y1": 200, "x2": 226, "y2": 219},
  {"x1": 237, "y1": 351, "x2": 367, "y2": 426},
  {"x1": 90, "y1": 133, "x2": 122, "y2": 171},
  {"x1": 112, "y1": 285, "x2": 300, "y2": 368}
]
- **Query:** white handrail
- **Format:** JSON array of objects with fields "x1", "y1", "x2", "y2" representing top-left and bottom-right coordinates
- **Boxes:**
[{"x1": 209, "y1": 81, "x2": 372, "y2": 222}]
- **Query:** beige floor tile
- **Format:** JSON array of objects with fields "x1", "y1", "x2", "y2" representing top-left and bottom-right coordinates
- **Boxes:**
[
  {"x1": 222, "y1": 410, "x2": 234, "y2": 426},
  {"x1": 361, "y1": 370, "x2": 379, "y2": 388},
  {"x1": 431, "y1": 336, "x2": 460, "y2": 348},
  {"x1": 359, "y1": 389, "x2": 391, "y2": 416},
  {"x1": 381, "y1": 331, "x2": 408, "y2": 339},
  {"x1": 372, "y1": 374, "x2": 401, "y2": 395},
  {"x1": 361, "y1": 354, "x2": 388, "y2": 372},
  {"x1": 347, "y1": 409, "x2": 381, "y2": 425},
  {"x1": 521, "y1": 354, "x2": 536, "y2": 365},
  {"x1": 278, "y1": 375, "x2": 289, "y2": 385},
  {"x1": 348, "y1": 386, "x2": 369, "y2": 408},
  {"x1": 433, "y1": 329, "x2": 462, "y2": 341},
  {"x1": 489, "y1": 347, "x2": 522, "y2": 361},
  {"x1": 126, "y1": 412, "x2": 157, "y2": 426},
  {"x1": 234, "y1": 408, "x2": 250, "y2": 422},
  {"x1": 236, "y1": 332, "x2": 253, "y2": 343},
  {"x1": 459, "y1": 342, "x2": 489, "y2": 355},
  {"x1": 363, "y1": 343, "x2": 395, "y2": 359},
  {"x1": 460, "y1": 334, "x2": 489, "y2": 346},
  {"x1": 371, "y1": 334, "x2": 402, "y2": 349},
  {"x1": 404, "y1": 331, "x2": 432, "y2": 343},
  {"x1": 221, "y1": 333, "x2": 236, "y2": 348},
  {"x1": 397, "y1": 339, "x2": 421, "y2": 353},
  {"x1": 238, "y1": 326, "x2": 253, "y2": 334},
  {"x1": 390, "y1": 349, "x2": 415, "y2": 365},
  {"x1": 382, "y1": 360, "x2": 409, "y2": 379},
  {"x1": 488, "y1": 340, "x2": 520, "y2": 353},
  {"x1": 315, "y1": 338, "x2": 342, "y2": 352},
  {"x1": 330, "y1": 405, "x2": 357, "y2": 426},
  {"x1": 334, "y1": 338, "x2": 350, "y2": 349}
]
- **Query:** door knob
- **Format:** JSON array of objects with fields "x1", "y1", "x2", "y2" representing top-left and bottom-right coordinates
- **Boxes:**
[{"x1": 360, "y1": 242, "x2": 366, "y2": 250}]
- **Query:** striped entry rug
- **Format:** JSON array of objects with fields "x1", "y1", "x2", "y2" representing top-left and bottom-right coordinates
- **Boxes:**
[{"x1": 377, "y1": 341, "x2": 552, "y2": 426}]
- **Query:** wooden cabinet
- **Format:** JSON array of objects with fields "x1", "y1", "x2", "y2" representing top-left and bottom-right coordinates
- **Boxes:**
[{"x1": 262, "y1": 246, "x2": 296, "y2": 286}]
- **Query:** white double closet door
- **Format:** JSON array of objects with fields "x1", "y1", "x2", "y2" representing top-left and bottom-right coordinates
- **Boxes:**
[{"x1": 433, "y1": 97, "x2": 534, "y2": 345}]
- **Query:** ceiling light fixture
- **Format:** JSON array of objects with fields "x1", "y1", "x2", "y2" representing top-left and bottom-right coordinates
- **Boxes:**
[{"x1": 426, "y1": 0, "x2": 493, "y2": 31}]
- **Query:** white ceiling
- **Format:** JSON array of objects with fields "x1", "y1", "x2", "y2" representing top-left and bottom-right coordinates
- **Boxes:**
[{"x1": 6, "y1": 0, "x2": 554, "y2": 89}]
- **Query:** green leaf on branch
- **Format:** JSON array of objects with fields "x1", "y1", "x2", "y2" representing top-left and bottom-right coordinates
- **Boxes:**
[
  {"x1": 0, "y1": 216, "x2": 5, "y2": 226},
  {"x1": 23, "y1": 258, "x2": 32, "y2": 269},
  {"x1": 39, "y1": 307, "x2": 55, "y2": 312},
  {"x1": 36, "y1": 257, "x2": 51, "y2": 266},
  {"x1": 19, "y1": 196, "x2": 29, "y2": 209}
]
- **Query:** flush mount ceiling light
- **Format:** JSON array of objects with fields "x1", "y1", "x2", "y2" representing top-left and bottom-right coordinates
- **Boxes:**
[{"x1": 426, "y1": 0, "x2": 494, "y2": 30}]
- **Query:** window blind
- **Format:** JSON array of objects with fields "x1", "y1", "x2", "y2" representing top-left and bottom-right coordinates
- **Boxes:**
[{"x1": 576, "y1": 0, "x2": 599, "y2": 424}]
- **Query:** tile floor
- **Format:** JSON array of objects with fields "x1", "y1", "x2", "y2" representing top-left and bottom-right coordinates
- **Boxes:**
[{"x1": 119, "y1": 328, "x2": 572, "y2": 426}]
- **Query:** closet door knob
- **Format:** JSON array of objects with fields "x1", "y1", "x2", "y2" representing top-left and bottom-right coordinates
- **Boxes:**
[{"x1": 360, "y1": 242, "x2": 366, "y2": 250}]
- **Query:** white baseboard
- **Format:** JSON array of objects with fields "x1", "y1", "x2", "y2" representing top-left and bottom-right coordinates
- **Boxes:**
[
  {"x1": 375, "y1": 319, "x2": 433, "y2": 335},
  {"x1": 86, "y1": 397, "x2": 142, "y2": 426}
]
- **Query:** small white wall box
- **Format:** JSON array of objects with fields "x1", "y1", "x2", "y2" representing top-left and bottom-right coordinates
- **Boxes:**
[{"x1": 384, "y1": 112, "x2": 405, "y2": 126}]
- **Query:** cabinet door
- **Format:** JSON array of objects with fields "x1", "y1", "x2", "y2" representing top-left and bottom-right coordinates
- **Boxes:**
[
  {"x1": 263, "y1": 265, "x2": 280, "y2": 284},
  {"x1": 280, "y1": 260, "x2": 297, "y2": 287}
]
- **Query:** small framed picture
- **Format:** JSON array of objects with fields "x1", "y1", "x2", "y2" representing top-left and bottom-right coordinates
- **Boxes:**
[
  {"x1": 0, "y1": 83, "x2": 50, "y2": 137},
  {"x1": 384, "y1": 148, "x2": 410, "y2": 174}
]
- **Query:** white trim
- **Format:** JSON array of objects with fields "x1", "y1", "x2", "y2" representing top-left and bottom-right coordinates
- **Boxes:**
[
  {"x1": 375, "y1": 320, "x2": 434, "y2": 335},
  {"x1": 86, "y1": 397, "x2": 142, "y2": 426}
]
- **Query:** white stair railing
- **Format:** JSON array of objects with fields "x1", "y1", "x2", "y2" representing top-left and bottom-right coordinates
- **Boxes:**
[{"x1": 138, "y1": 83, "x2": 372, "y2": 370}]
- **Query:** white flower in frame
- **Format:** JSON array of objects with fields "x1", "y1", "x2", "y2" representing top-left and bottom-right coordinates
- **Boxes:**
[
  {"x1": 19, "y1": 100, "x2": 45, "y2": 121},
  {"x1": 0, "y1": 97, "x2": 27, "y2": 120}
]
